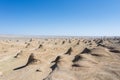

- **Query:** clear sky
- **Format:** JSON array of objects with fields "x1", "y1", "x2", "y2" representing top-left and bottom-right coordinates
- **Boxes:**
[{"x1": 0, "y1": 0, "x2": 120, "y2": 36}]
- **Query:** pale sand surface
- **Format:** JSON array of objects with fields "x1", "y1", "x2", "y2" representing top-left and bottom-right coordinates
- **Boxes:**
[{"x1": 0, "y1": 36, "x2": 120, "y2": 80}]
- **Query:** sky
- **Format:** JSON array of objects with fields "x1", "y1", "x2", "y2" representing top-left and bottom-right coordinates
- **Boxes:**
[{"x1": 0, "y1": 0, "x2": 120, "y2": 36}]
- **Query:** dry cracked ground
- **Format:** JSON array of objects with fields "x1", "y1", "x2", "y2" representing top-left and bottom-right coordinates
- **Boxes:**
[{"x1": 0, "y1": 37, "x2": 120, "y2": 80}]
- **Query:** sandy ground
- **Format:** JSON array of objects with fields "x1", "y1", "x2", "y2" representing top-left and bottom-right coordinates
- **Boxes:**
[{"x1": 0, "y1": 37, "x2": 120, "y2": 80}]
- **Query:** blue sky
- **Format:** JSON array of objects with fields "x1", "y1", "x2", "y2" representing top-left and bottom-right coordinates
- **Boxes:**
[{"x1": 0, "y1": 0, "x2": 120, "y2": 36}]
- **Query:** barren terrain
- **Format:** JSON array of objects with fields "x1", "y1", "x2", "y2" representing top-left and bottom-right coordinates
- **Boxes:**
[{"x1": 0, "y1": 37, "x2": 120, "y2": 80}]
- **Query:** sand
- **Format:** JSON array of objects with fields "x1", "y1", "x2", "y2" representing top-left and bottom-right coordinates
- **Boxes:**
[{"x1": 0, "y1": 36, "x2": 120, "y2": 80}]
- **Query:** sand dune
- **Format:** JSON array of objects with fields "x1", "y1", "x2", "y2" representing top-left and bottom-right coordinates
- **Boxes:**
[{"x1": 0, "y1": 37, "x2": 120, "y2": 80}]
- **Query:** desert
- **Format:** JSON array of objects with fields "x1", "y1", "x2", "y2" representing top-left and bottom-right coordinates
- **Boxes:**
[{"x1": 0, "y1": 36, "x2": 120, "y2": 80}]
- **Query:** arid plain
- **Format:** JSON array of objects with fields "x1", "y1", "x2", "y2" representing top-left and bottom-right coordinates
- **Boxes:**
[{"x1": 0, "y1": 37, "x2": 120, "y2": 80}]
